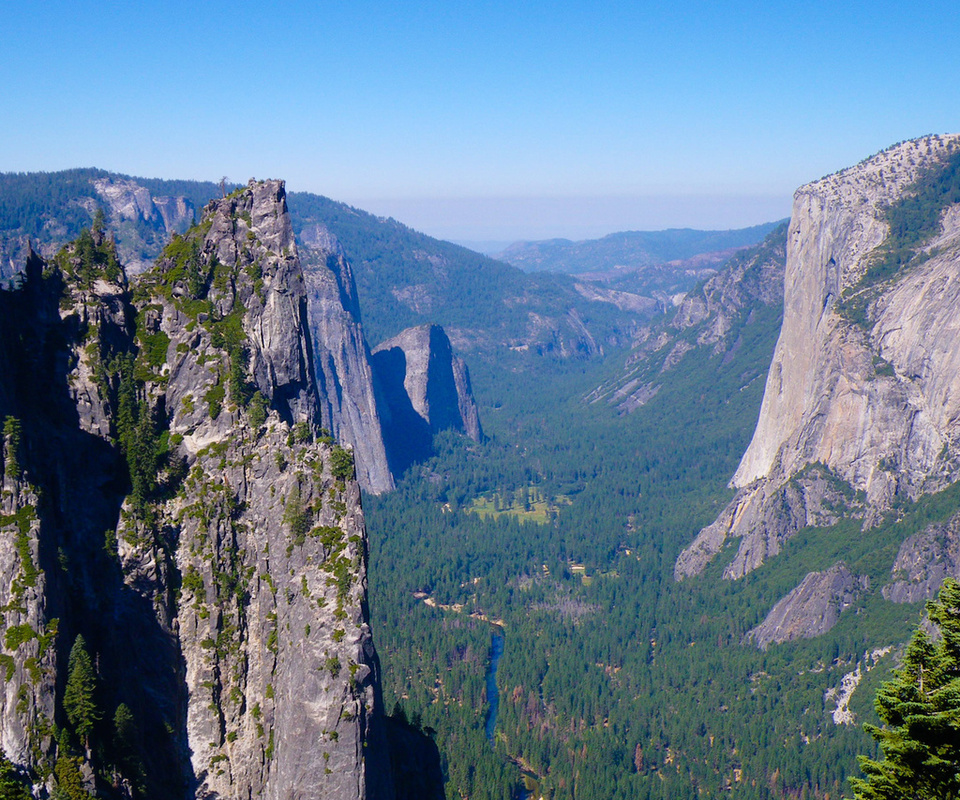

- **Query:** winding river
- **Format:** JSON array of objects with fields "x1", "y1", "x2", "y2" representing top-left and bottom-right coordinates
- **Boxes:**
[{"x1": 485, "y1": 630, "x2": 505, "y2": 741}]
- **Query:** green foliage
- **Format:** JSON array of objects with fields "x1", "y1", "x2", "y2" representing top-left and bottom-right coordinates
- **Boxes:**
[
  {"x1": 248, "y1": 391, "x2": 267, "y2": 429},
  {"x1": 63, "y1": 635, "x2": 99, "y2": 745},
  {"x1": 1, "y1": 505, "x2": 40, "y2": 595},
  {"x1": 324, "y1": 656, "x2": 342, "y2": 678},
  {"x1": 3, "y1": 625, "x2": 36, "y2": 651},
  {"x1": 181, "y1": 565, "x2": 206, "y2": 604},
  {"x1": 3, "y1": 416, "x2": 23, "y2": 480},
  {"x1": 54, "y1": 226, "x2": 122, "y2": 288},
  {"x1": 330, "y1": 446, "x2": 354, "y2": 482},
  {"x1": 293, "y1": 422, "x2": 312, "y2": 443},
  {"x1": 849, "y1": 578, "x2": 960, "y2": 799},
  {"x1": 841, "y1": 143, "x2": 960, "y2": 325},
  {"x1": 204, "y1": 381, "x2": 225, "y2": 420},
  {"x1": 283, "y1": 487, "x2": 311, "y2": 551},
  {"x1": 137, "y1": 329, "x2": 170, "y2": 376},
  {"x1": 209, "y1": 306, "x2": 253, "y2": 407},
  {"x1": 0, "y1": 753, "x2": 30, "y2": 800},
  {"x1": 53, "y1": 753, "x2": 91, "y2": 800},
  {"x1": 157, "y1": 233, "x2": 207, "y2": 302},
  {"x1": 112, "y1": 703, "x2": 144, "y2": 789},
  {"x1": 111, "y1": 354, "x2": 163, "y2": 511}
]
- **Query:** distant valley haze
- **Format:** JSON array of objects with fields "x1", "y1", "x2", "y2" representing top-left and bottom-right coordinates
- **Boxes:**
[{"x1": 339, "y1": 192, "x2": 794, "y2": 244}]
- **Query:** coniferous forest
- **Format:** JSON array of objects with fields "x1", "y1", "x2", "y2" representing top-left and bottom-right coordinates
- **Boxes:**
[{"x1": 363, "y1": 264, "x2": 929, "y2": 799}]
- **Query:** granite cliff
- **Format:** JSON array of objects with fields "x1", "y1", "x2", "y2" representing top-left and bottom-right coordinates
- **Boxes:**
[
  {"x1": 0, "y1": 182, "x2": 437, "y2": 799},
  {"x1": 371, "y1": 325, "x2": 482, "y2": 475},
  {"x1": 676, "y1": 134, "x2": 960, "y2": 582},
  {"x1": 299, "y1": 224, "x2": 395, "y2": 494}
]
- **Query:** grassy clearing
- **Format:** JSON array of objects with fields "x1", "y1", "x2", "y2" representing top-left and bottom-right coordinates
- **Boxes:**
[{"x1": 465, "y1": 488, "x2": 571, "y2": 525}]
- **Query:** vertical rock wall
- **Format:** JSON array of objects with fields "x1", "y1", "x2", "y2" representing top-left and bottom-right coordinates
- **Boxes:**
[
  {"x1": 0, "y1": 182, "x2": 401, "y2": 799},
  {"x1": 676, "y1": 134, "x2": 960, "y2": 581}
]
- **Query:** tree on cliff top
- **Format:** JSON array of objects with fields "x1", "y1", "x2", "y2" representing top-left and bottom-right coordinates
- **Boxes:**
[{"x1": 849, "y1": 578, "x2": 960, "y2": 799}]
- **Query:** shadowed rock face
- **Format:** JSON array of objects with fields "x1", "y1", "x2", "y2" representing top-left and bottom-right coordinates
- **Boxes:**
[
  {"x1": 677, "y1": 135, "x2": 960, "y2": 581},
  {"x1": 371, "y1": 324, "x2": 482, "y2": 475},
  {"x1": 0, "y1": 181, "x2": 444, "y2": 799},
  {"x1": 745, "y1": 564, "x2": 866, "y2": 650}
]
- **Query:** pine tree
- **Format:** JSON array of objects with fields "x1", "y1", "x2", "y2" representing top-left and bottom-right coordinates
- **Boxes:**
[
  {"x1": 63, "y1": 635, "x2": 99, "y2": 747},
  {"x1": 0, "y1": 753, "x2": 30, "y2": 800},
  {"x1": 53, "y1": 753, "x2": 90, "y2": 800},
  {"x1": 849, "y1": 578, "x2": 960, "y2": 799}
]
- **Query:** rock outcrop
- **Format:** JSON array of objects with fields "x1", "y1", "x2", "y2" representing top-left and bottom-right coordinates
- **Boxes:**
[
  {"x1": 883, "y1": 510, "x2": 960, "y2": 604},
  {"x1": 677, "y1": 135, "x2": 960, "y2": 580},
  {"x1": 670, "y1": 224, "x2": 787, "y2": 353},
  {"x1": 0, "y1": 182, "x2": 420, "y2": 799},
  {"x1": 93, "y1": 177, "x2": 196, "y2": 274},
  {"x1": 300, "y1": 224, "x2": 394, "y2": 494},
  {"x1": 371, "y1": 325, "x2": 482, "y2": 474},
  {"x1": 745, "y1": 563, "x2": 866, "y2": 650}
]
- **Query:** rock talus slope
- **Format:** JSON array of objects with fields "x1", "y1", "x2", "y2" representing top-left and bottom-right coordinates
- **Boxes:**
[{"x1": 677, "y1": 135, "x2": 960, "y2": 581}]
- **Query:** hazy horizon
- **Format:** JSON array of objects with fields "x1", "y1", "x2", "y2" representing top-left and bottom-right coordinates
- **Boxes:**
[
  {"x1": 340, "y1": 192, "x2": 792, "y2": 243},
  {"x1": 3, "y1": 1, "x2": 958, "y2": 240}
]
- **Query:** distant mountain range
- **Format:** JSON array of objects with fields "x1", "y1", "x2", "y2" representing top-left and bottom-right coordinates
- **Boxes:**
[{"x1": 493, "y1": 221, "x2": 785, "y2": 274}]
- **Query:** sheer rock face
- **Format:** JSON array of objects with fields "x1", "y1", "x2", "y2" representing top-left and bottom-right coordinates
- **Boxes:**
[
  {"x1": 677, "y1": 135, "x2": 960, "y2": 581},
  {"x1": 371, "y1": 324, "x2": 482, "y2": 474},
  {"x1": 0, "y1": 182, "x2": 399, "y2": 799},
  {"x1": 0, "y1": 242, "x2": 136, "y2": 780},
  {"x1": 745, "y1": 564, "x2": 866, "y2": 650},
  {"x1": 138, "y1": 181, "x2": 392, "y2": 799},
  {"x1": 300, "y1": 224, "x2": 395, "y2": 494},
  {"x1": 0, "y1": 478, "x2": 53, "y2": 771},
  {"x1": 883, "y1": 511, "x2": 960, "y2": 604}
]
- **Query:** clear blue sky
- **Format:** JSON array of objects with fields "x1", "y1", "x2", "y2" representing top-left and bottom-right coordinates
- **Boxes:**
[{"x1": 2, "y1": 1, "x2": 958, "y2": 240}]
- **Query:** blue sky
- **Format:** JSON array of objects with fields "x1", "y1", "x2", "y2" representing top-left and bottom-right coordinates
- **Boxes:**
[{"x1": 2, "y1": 1, "x2": 959, "y2": 240}]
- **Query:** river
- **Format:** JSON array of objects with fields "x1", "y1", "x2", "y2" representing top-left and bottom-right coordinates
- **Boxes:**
[{"x1": 485, "y1": 630, "x2": 505, "y2": 741}]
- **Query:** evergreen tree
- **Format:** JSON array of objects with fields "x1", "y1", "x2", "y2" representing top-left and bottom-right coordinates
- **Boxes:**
[
  {"x1": 113, "y1": 703, "x2": 145, "y2": 789},
  {"x1": 63, "y1": 635, "x2": 99, "y2": 747},
  {"x1": 0, "y1": 753, "x2": 30, "y2": 800},
  {"x1": 2, "y1": 416, "x2": 22, "y2": 481},
  {"x1": 849, "y1": 578, "x2": 960, "y2": 799},
  {"x1": 53, "y1": 754, "x2": 90, "y2": 800}
]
